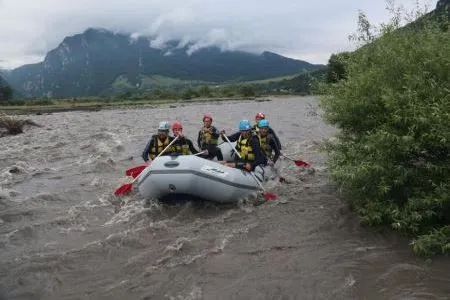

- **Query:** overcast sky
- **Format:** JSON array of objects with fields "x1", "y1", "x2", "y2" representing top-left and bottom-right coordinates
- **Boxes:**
[{"x1": 0, "y1": 0, "x2": 435, "y2": 69}]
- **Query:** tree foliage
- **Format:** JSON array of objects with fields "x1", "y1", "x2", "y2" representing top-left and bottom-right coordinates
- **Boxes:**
[
  {"x1": 319, "y1": 2, "x2": 450, "y2": 256},
  {"x1": 325, "y1": 52, "x2": 351, "y2": 83},
  {"x1": 0, "y1": 85, "x2": 13, "y2": 101}
]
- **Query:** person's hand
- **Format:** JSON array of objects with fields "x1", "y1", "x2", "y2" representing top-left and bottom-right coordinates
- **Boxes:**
[
  {"x1": 203, "y1": 149, "x2": 209, "y2": 155},
  {"x1": 219, "y1": 129, "x2": 226, "y2": 135},
  {"x1": 244, "y1": 163, "x2": 252, "y2": 171},
  {"x1": 268, "y1": 161, "x2": 274, "y2": 167}
]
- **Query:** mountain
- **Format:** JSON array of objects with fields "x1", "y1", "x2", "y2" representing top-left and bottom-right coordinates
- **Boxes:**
[{"x1": 6, "y1": 28, "x2": 323, "y2": 98}]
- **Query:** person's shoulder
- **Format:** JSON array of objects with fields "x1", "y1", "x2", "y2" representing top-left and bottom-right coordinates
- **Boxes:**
[{"x1": 250, "y1": 134, "x2": 260, "y2": 142}]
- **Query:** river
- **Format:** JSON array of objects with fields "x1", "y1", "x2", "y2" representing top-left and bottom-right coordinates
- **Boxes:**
[{"x1": 1, "y1": 96, "x2": 449, "y2": 300}]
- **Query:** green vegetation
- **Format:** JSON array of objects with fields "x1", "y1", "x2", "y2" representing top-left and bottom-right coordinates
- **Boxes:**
[
  {"x1": 319, "y1": 2, "x2": 449, "y2": 257},
  {"x1": 0, "y1": 113, "x2": 42, "y2": 135}
]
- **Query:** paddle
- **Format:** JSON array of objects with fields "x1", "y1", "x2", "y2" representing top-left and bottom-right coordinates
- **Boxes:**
[
  {"x1": 281, "y1": 153, "x2": 311, "y2": 168},
  {"x1": 126, "y1": 164, "x2": 148, "y2": 178},
  {"x1": 125, "y1": 150, "x2": 208, "y2": 179},
  {"x1": 221, "y1": 134, "x2": 277, "y2": 201},
  {"x1": 114, "y1": 135, "x2": 180, "y2": 196}
]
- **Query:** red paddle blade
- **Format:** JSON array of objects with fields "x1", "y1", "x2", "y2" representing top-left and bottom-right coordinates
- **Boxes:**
[
  {"x1": 294, "y1": 160, "x2": 310, "y2": 167},
  {"x1": 125, "y1": 165, "x2": 147, "y2": 177},
  {"x1": 263, "y1": 192, "x2": 277, "y2": 201},
  {"x1": 114, "y1": 183, "x2": 133, "y2": 196}
]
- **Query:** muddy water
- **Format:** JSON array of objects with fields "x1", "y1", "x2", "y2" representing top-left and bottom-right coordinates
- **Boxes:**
[{"x1": 0, "y1": 96, "x2": 449, "y2": 300}]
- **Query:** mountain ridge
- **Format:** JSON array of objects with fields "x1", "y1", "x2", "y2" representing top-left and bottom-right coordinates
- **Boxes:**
[{"x1": 6, "y1": 28, "x2": 323, "y2": 98}]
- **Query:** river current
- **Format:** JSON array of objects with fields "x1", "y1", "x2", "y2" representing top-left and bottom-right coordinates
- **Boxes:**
[{"x1": 1, "y1": 96, "x2": 449, "y2": 300}]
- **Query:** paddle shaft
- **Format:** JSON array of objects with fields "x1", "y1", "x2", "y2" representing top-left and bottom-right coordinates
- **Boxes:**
[
  {"x1": 194, "y1": 150, "x2": 207, "y2": 156},
  {"x1": 281, "y1": 153, "x2": 296, "y2": 162}
]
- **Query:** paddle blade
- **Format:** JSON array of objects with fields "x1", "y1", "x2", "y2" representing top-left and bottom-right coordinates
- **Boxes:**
[
  {"x1": 114, "y1": 183, "x2": 133, "y2": 196},
  {"x1": 263, "y1": 192, "x2": 277, "y2": 201},
  {"x1": 126, "y1": 165, "x2": 147, "y2": 178},
  {"x1": 294, "y1": 160, "x2": 310, "y2": 167}
]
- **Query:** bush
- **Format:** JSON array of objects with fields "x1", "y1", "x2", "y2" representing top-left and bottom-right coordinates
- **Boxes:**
[
  {"x1": 319, "y1": 3, "x2": 450, "y2": 256},
  {"x1": 0, "y1": 115, "x2": 25, "y2": 135},
  {"x1": 238, "y1": 84, "x2": 256, "y2": 97}
]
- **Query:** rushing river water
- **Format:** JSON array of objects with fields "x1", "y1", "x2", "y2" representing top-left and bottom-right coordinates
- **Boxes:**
[{"x1": 0, "y1": 96, "x2": 449, "y2": 300}]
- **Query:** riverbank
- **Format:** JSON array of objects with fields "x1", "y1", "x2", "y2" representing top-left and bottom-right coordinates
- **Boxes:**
[{"x1": 0, "y1": 95, "x2": 278, "y2": 115}]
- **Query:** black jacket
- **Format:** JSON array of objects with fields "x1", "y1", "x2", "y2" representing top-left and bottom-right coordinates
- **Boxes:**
[
  {"x1": 263, "y1": 134, "x2": 281, "y2": 163},
  {"x1": 173, "y1": 137, "x2": 199, "y2": 155},
  {"x1": 225, "y1": 132, "x2": 267, "y2": 171},
  {"x1": 141, "y1": 135, "x2": 175, "y2": 162},
  {"x1": 252, "y1": 125, "x2": 282, "y2": 150},
  {"x1": 197, "y1": 126, "x2": 220, "y2": 149}
]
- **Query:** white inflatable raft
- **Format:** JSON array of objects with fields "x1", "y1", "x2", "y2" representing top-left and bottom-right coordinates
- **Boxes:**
[
  {"x1": 218, "y1": 141, "x2": 237, "y2": 162},
  {"x1": 137, "y1": 155, "x2": 274, "y2": 203}
]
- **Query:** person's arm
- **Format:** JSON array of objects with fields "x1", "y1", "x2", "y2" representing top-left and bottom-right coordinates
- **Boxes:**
[
  {"x1": 269, "y1": 126, "x2": 282, "y2": 150},
  {"x1": 197, "y1": 130, "x2": 202, "y2": 148},
  {"x1": 210, "y1": 126, "x2": 220, "y2": 139},
  {"x1": 249, "y1": 136, "x2": 267, "y2": 169},
  {"x1": 269, "y1": 136, "x2": 281, "y2": 163},
  {"x1": 225, "y1": 131, "x2": 241, "y2": 142},
  {"x1": 141, "y1": 136, "x2": 155, "y2": 162},
  {"x1": 187, "y1": 139, "x2": 199, "y2": 154}
]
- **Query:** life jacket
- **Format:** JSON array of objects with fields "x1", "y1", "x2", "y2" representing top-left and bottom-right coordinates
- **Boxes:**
[
  {"x1": 200, "y1": 126, "x2": 218, "y2": 146},
  {"x1": 173, "y1": 139, "x2": 191, "y2": 155},
  {"x1": 252, "y1": 124, "x2": 259, "y2": 134},
  {"x1": 235, "y1": 135, "x2": 255, "y2": 161},
  {"x1": 149, "y1": 136, "x2": 173, "y2": 160},
  {"x1": 259, "y1": 134, "x2": 274, "y2": 159}
]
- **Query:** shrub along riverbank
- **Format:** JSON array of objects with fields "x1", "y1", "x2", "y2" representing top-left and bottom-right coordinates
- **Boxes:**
[{"x1": 319, "y1": 3, "x2": 449, "y2": 256}]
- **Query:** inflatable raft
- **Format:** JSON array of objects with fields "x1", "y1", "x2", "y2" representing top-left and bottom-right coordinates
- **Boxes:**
[
  {"x1": 137, "y1": 155, "x2": 273, "y2": 203},
  {"x1": 218, "y1": 141, "x2": 237, "y2": 162}
]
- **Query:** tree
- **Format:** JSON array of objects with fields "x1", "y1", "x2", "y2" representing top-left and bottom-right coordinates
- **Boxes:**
[
  {"x1": 325, "y1": 52, "x2": 351, "y2": 83},
  {"x1": 0, "y1": 85, "x2": 13, "y2": 102},
  {"x1": 319, "y1": 2, "x2": 450, "y2": 256}
]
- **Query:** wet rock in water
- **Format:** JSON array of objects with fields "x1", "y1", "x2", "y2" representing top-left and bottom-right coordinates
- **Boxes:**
[{"x1": 9, "y1": 166, "x2": 21, "y2": 174}]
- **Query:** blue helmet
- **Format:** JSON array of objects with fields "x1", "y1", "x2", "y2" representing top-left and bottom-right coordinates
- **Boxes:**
[
  {"x1": 238, "y1": 119, "x2": 251, "y2": 131},
  {"x1": 258, "y1": 119, "x2": 269, "y2": 128}
]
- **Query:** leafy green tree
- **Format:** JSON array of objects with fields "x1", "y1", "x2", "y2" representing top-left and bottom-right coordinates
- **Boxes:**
[
  {"x1": 319, "y1": 2, "x2": 450, "y2": 256},
  {"x1": 0, "y1": 85, "x2": 13, "y2": 102},
  {"x1": 325, "y1": 52, "x2": 351, "y2": 83}
]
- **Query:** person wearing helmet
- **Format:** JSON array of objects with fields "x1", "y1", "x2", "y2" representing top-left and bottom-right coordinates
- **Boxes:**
[
  {"x1": 252, "y1": 112, "x2": 282, "y2": 150},
  {"x1": 141, "y1": 121, "x2": 176, "y2": 162},
  {"x1": 220, "y1": 120, "x2": 267, "y2": 171},
  {"x1": 197, "y1": 113, "x2": 223, "y2": 160},
  {"x1": 171, "y1": 121, "x2": 201, "y2": 155},
  {"x1": 257, "y1": 119, "x2": 281, "y2": 165}
]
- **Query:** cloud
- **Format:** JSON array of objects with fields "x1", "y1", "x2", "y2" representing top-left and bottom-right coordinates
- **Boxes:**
[{"x1": 0, "y1": 0, "x2": 435, "y2": 69}]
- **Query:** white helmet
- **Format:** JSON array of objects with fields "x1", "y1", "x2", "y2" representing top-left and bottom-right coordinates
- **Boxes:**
[{"x1": 158, "y1": 121, "x2": 170, "y2": 131}]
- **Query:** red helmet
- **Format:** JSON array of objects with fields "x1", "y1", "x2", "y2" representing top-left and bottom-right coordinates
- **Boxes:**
[
  {"x1": 171, "y1": 121, "x2": 183, "y2": 130},
  {"x1": 255, "y1": 112, "x2": 265, "y2": 120},
  {"x1": 203, "y1": 113, "x2": 213, "y2": 122}
]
